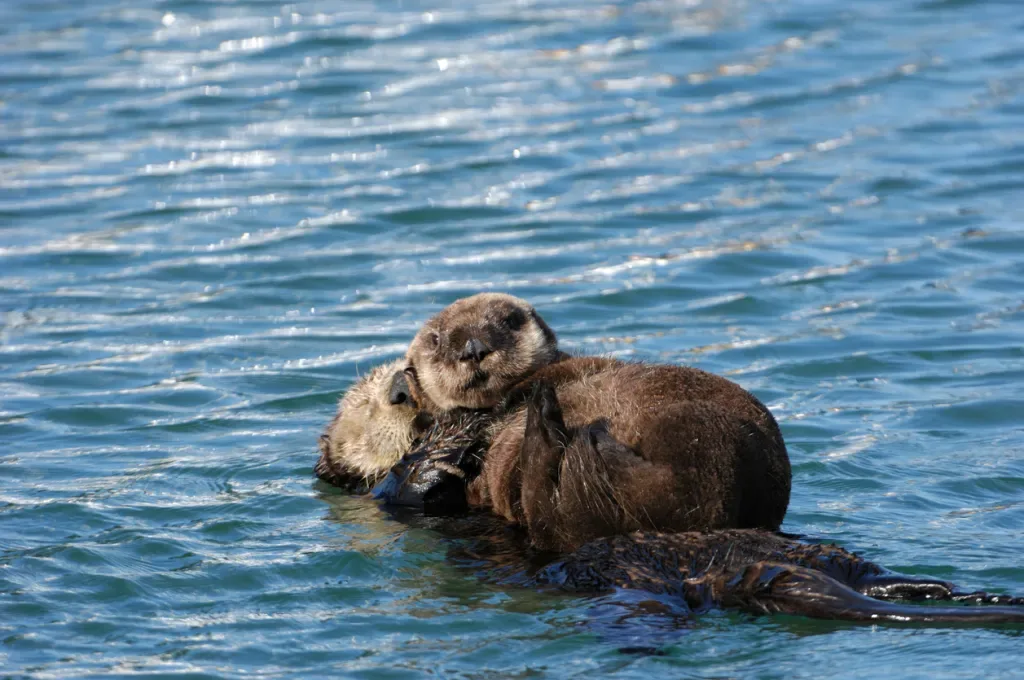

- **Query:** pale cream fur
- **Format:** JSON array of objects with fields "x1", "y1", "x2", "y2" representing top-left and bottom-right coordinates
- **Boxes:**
[{"x1": 324, "y1": 359, "x2": 419, "y2": 485}]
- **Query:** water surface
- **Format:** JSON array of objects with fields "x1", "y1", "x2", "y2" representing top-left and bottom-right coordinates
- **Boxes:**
[{"x1": 2, "y1": 0, "x2": 1023, "y2": 677}]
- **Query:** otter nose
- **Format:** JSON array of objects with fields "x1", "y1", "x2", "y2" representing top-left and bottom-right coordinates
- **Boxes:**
[
  {"x1": 388, "y1": 371, "x2": 415, "y2": 406},
  {"x1": 460, "y1": 337, "x2": 492, "y2": 362}
]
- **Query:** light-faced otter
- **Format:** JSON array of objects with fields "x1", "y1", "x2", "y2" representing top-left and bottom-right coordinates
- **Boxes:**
[
  {"x1": 314, "y1": 359, "x2": 431, "y2": 493},
  {"x1": 404, "y1": 293, "x2": 566, "y2": 411},
  {"x1": 376, "y1": 393, "x2": 1024, "y2": 626}
]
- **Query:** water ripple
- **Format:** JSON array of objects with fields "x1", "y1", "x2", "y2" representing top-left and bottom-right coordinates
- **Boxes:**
[{"x1": 2, "y1": 0, "x2": 1024, "y2": 676}]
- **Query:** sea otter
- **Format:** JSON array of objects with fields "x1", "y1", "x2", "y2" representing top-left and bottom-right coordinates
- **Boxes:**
[
  {"x1": 403, "y1": 294, "x2": 790, "y2": 552},
  {"x1": 376, "y1": 388, "x2": 1024, "y2": 626},
  {"x1": 314, "y1": 359, "x2": 431, "y2": 492},
  {"x1": 473, "y1": 359, "x2": 790, "y2": 552},
  {"x1": 314, "y1": 365, "x2": 1023, "y2": 626}
]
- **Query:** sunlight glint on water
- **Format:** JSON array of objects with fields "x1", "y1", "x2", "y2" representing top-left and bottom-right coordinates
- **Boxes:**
[{"x1": 1, "y1": 0, "x2": 1023, "y2": 676}]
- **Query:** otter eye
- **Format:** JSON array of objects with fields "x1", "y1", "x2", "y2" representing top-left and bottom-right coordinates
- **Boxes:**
[
  {"x1": 504, "y1": 309, "x2": 526, "y2": 331},
  {"x1": 429, "y1": 332, "x2": 440, "y2": 348}
]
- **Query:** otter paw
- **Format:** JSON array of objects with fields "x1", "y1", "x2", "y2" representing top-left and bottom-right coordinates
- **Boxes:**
[
  {"x1": 371, "y1": 449, "x2": 472, "y2": 516},
  {"x1": 527, "y1": 381, "x2": 568, "y2": 448}
]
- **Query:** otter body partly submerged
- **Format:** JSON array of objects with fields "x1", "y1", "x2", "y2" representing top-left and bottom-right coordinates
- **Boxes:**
[
  {"x1": 401, "y1": 294, "x2": 790, "y2": 551},
  {"x1": 375, "y1": 404, "x2": 1024, "y2": 626},
  {"x1": 539, "y1": 529, "x2": 1024, "y2": 625},
  {"x1": 315, "y1": 293, "x2": 1022, "y2": 627}
]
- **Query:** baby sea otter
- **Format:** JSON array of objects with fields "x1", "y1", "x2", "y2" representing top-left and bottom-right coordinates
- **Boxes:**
[
  {"x1": 314, "y1": 359, "x2": 430, "y2": 493},
  {"x1": 403, "y1": 293, "x2": 789, "y2": 552}
]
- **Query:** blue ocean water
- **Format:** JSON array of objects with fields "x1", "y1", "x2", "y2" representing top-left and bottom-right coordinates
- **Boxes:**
[{"x1": 2, "y1": 0, "x2": 1023, "y2": 676}]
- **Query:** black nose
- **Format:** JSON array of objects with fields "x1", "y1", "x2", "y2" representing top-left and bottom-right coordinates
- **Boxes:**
[
  {"x1": 388, "y1": 370, "x2": 415, "y2": 406},
  {"x1": 460, "y1": 337, "x2": 492, "y2": 362}
]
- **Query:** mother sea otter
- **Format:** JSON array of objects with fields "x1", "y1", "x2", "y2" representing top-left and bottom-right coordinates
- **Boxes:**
[
  {"x1": 401, "y1": 293, "x2": 790, "y2": 552},
  {"x1": 316, "y1": 368, "x2": 1024, "y2": 625}
]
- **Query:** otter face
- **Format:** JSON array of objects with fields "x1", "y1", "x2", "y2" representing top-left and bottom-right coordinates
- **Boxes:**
[
  {"x1": 316, "y1": 359, "x2": 432, "y2": 491},
  {"x1": 406, "y1": 293, "x2": 559, "y2": 410}
]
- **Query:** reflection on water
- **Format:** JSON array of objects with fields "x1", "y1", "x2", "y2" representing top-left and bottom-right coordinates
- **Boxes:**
[{"x1": 2, "y1": 0, "x2": 1023, "y2": 676}]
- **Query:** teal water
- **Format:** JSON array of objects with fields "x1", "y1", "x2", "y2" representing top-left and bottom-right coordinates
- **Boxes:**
[{"x1": 2, "y1": 0, "x2": 1023, "y2": 676}]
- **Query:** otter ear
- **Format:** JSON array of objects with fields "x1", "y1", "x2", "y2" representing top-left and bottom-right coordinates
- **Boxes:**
[
  {"x1": 529, "y1": 308, "x2": 558, "y2": 346},
  {"x1": 526, "y1": 381, "x2": 568, "y2": 448}
]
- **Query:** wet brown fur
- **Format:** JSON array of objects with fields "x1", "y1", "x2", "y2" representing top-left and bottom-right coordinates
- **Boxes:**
[
  {"x1": 405, "y1": 293, "x2": 565, "y2": 411},
  {"x1": 401, "y1": 294, "x2": 790, "y2": 552},
  {"x1": 468, "y1": 358, "x2": 791, "y2": 552},
  {"x1": 539, "y1": 529, "x2": 1024, "y2": 624},
  {"x1": 364, "y1": 420, "x2": 1024, "y2": 627}
]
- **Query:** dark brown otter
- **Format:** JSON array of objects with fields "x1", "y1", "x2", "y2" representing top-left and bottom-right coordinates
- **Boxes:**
[
  {"x1": 540, "y1": 529, "x2": 1024, "y2": 625},
  {"x1": 327, "y1": 359, "x2": 790, "y2": 554},
  {"x1": 374, "y1": 396, "x2": 1024, "y2": 626},
  {"x1": 426, "y1": 358, "x2": 789, "y2": 552},
  {"x1": 495, "y1": 373, "x2": 789, "y2": 552},
  {"x1": 403, "y1": 294, "x2": 790, "y2": 553}
]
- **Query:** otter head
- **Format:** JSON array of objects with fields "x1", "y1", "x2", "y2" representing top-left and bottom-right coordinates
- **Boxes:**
[
  {"x1": 315, "y1": 359, "x2": 433, "y2": 492},
  {"x1": 405, "y1": 293, "x2": 559, "y2": 411}
]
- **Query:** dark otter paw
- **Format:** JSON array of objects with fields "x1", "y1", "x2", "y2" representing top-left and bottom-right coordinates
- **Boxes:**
[
  {"x1": 371, "y1": 451, "x2": 470, "y2": 516},
  {"x1": 528, "y1": 381, "x2": 568, "y2": 448},
  {"x1": 370, "y1": 410, "x2": 484, "y2": 516}
]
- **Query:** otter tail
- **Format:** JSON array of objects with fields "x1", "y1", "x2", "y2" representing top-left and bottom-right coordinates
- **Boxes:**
[{"x1": 719, "y1": 562, "x2": 1024, "y2": 625}]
